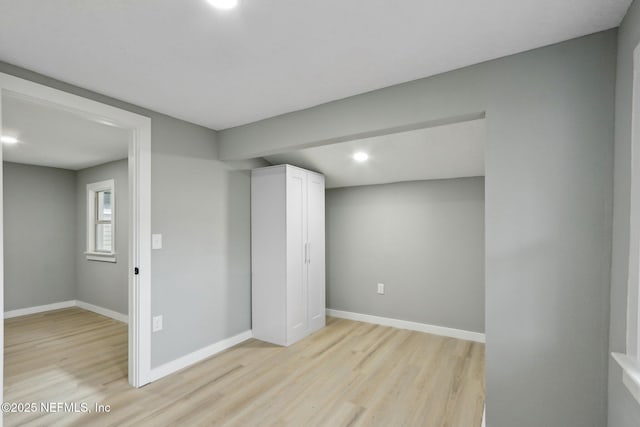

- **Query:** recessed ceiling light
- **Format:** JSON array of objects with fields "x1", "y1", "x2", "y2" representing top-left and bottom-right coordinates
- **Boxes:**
[
  {"x1": 207, "y1": 0, "x2": 238, "y2": 10},
  {"x1": 1, "y1": 136, "x2": 19, "y2": 144},
  {"x1": 353, "y1": 152, "x2": 369, "y2": 162}
]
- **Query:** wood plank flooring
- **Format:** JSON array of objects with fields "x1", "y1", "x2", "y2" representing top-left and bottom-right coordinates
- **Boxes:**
[{"x1": 4, "y1": 308, "x2": 484, "y2": 426}]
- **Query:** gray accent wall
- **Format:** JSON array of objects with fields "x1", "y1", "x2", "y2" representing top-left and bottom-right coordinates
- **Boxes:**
[
  {"x1": 219, "y1": 31, "x2": 616, "y2": 427},
  {"x1": 0, "y1": 61, "x2": 252, "y2": 369},
  {"x1": 326, "y1": 178, "x2": 484, "y2": 333},
  {"x1": 609, "y1": 0, "x2": 640, "y2": 425},
  {"x1": 76, "y1": 159, "x2": 128, "y2": 315},
  {"x1": 3, "y1": 162, "x2": 76, "y2": 310}
]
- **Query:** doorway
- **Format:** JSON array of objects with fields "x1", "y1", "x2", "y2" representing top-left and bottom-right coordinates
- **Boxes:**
[{"x1": 0, "y1": 72, "x2": 152, "y2": 409}]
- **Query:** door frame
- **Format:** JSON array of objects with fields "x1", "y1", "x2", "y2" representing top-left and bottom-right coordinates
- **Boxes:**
[{"x1": 0, "y1": 72, "x2": 153, "y2": 398}]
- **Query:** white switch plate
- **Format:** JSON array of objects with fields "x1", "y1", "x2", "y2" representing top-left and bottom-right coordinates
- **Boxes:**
[
  {"x1": 152, "y1": 315, "x2": 163, "y2": 332},
  {"x1": 377, "y1": 283, "x2": 385, "y2": 295},
  {"x1": 152, "y1": 234, "x2": 162, "y2": 249}
]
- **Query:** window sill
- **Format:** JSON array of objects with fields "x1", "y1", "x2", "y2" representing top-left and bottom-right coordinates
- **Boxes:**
[
  {"x1": 612, "y1": 352, "x2": 640, "y2": 406},
  {"x1": 85, "y1": 252, "x2": 117, "y2": 263}
]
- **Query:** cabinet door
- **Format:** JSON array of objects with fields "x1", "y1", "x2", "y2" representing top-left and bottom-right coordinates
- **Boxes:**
[
  {"x1": 307, "y1": 172, "x2": 326, "y2": 331},
  {"x1": 286, "y1": 168, "x2": 309, "y2": 344}
]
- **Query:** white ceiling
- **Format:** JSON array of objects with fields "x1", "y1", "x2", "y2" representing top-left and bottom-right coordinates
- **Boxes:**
[
  {"x1": 264, "y1": 119, "x2": 485, "y2": 189},
  {"x1": 0, "y1": 1, "x2": 631, "y2": 130},
  {"x1": 2, "y1": 95, "x2": 129, "y2": 170}
]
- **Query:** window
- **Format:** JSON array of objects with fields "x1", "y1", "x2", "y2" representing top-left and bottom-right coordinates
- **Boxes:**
[
  {"x1": 96, "y1": 190, "x2": 113, "y2": 252},
  {"x1": 86, "y1": 179, "x2": 116, "y2": 262}
]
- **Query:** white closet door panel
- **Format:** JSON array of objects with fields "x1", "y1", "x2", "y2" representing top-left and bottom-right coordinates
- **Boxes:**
[
  {"x1": 251, "y1": 168, "x2": 287, "y2": 345},
  {"x1": 286, "y1": 169, "x2": 308, "y2": 344},
  {"x1": 307, "y1": 172, "x2": 326, "y2": 332}
]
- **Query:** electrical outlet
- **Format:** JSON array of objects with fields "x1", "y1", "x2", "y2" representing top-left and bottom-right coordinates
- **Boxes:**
[
  {"x1": 152, "y1": 315, "x2": 163, "y2": 332},
  {"x1": 377, "y1": 283, "x2": 385, "y2": 295}
]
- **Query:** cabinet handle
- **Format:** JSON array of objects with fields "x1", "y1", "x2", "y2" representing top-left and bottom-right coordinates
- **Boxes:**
[
  {"x1": 304, "y1": 242, "x2": 308, "y2": 264},
  {"x1": 308, "y1": 242, "x2": 311, "y2": 264}
]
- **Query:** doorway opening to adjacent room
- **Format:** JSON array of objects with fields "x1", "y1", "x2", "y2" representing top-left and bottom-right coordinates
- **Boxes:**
[{"x1": 0, "y1": 73, "x2": 152, "y2": 414}]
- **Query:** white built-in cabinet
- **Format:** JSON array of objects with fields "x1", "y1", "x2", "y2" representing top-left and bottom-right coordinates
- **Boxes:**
[{"x1": 251, "y1": 164, "x2": 326, "y2": 346}]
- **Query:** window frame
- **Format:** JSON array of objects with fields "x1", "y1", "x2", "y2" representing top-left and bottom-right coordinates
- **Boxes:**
[
  {"x1": 612, "y1": 42, "x2": 640, "y2": 407},
  {"x1": 86, "y1": 179, "x2": 116, "y2": 262}
]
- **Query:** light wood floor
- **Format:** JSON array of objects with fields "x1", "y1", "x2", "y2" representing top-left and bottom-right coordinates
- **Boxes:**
[{"x1": 4, "y1": 308, "x2": 485, "y2": 426}]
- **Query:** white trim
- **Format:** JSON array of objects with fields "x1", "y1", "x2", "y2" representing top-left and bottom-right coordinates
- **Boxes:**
[
  {"x1": 86, "y1": 255, "x2": 117, "y2": 263},
  {"x1": 129, "y1": 117, "x2": 153, "y2": 388},
  {"x1": 4, "y1": 300, "x2": 76, "y2": 319},
  {"x1": 627, "y1": 42, "x2": 640, "y2": 362},
  {"x1": 4, "y1": 300, "x2": 128, "y2": 323},
  {"x1": 0, "y1": 71, "x2": 153, "y2": 391},
  {"x1": 76, "y1": 300, "x2": 128, "y2": 323},
  {"x1": 148, "y1": 330, "x2": 253, "y2": 382},
  {"x1": 615, "y1": 41, "x2": 640, "y2": 410},
  {"x1": 326, "y1": 309, "x2": 486, "y2": 343},
  {"x1": 624, "y1": 372, "x2": 640, "y2": 407},
  {"x1": 0, "y1": 75, "x2": 5, "y2": 421},
  {"x1": 613, "y1": 352, "x2": 640, "y2": 406},
  {"x1": 481, "y1": 404, "x2": 486, "y2": 427}
]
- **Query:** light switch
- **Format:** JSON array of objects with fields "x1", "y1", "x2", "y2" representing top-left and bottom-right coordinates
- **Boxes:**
[
  {"x1": 153, "y1": 315, "x2": 163, "y2": 332},
  {"x1": 152, "y1": 234, "x2": 163, "y2": 249}
]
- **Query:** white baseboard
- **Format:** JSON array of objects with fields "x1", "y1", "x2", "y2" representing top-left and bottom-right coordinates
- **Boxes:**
[
  {"x1": 5, "y1": 300, "x2": 127, "y2": 323},
  {"x1": 4, "y1": 300, "x2": 76, "y2": 319},
  {"x1": 76, "y1": 300, "x2": 128, "y2": 323},
  {"x1": 326, "y1": 309, "x2": 485, "y2": 343},
  {"x1": 148, "y1": 330, "x2": 253, "y2": 382}
]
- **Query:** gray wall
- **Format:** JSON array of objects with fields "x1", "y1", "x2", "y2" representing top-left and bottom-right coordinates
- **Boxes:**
[
  {"x1": 0, "y1": 61, "x2": 252, "y2": 368},
  {"x1": 150, "y1": 119, "x2": 252, "y2": 366},
  {"x1": 326, "y1": 177, "x2": 485, "y2": 333},
  {"x1": 76, "y1": 159, "x2": 128, "y2": 315},
  {"x1": 4, "y1": 159, "x2": 129, "y2": 315},
  {"x1": 3, "y1": 162, "x2": 76, "y2": 310},
  {"x1": 609, "y1": 0, "x2": 640, "y2": 425},
  {"x1": 219, "y1": 31, "x2": 616, "y2": 427}
]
